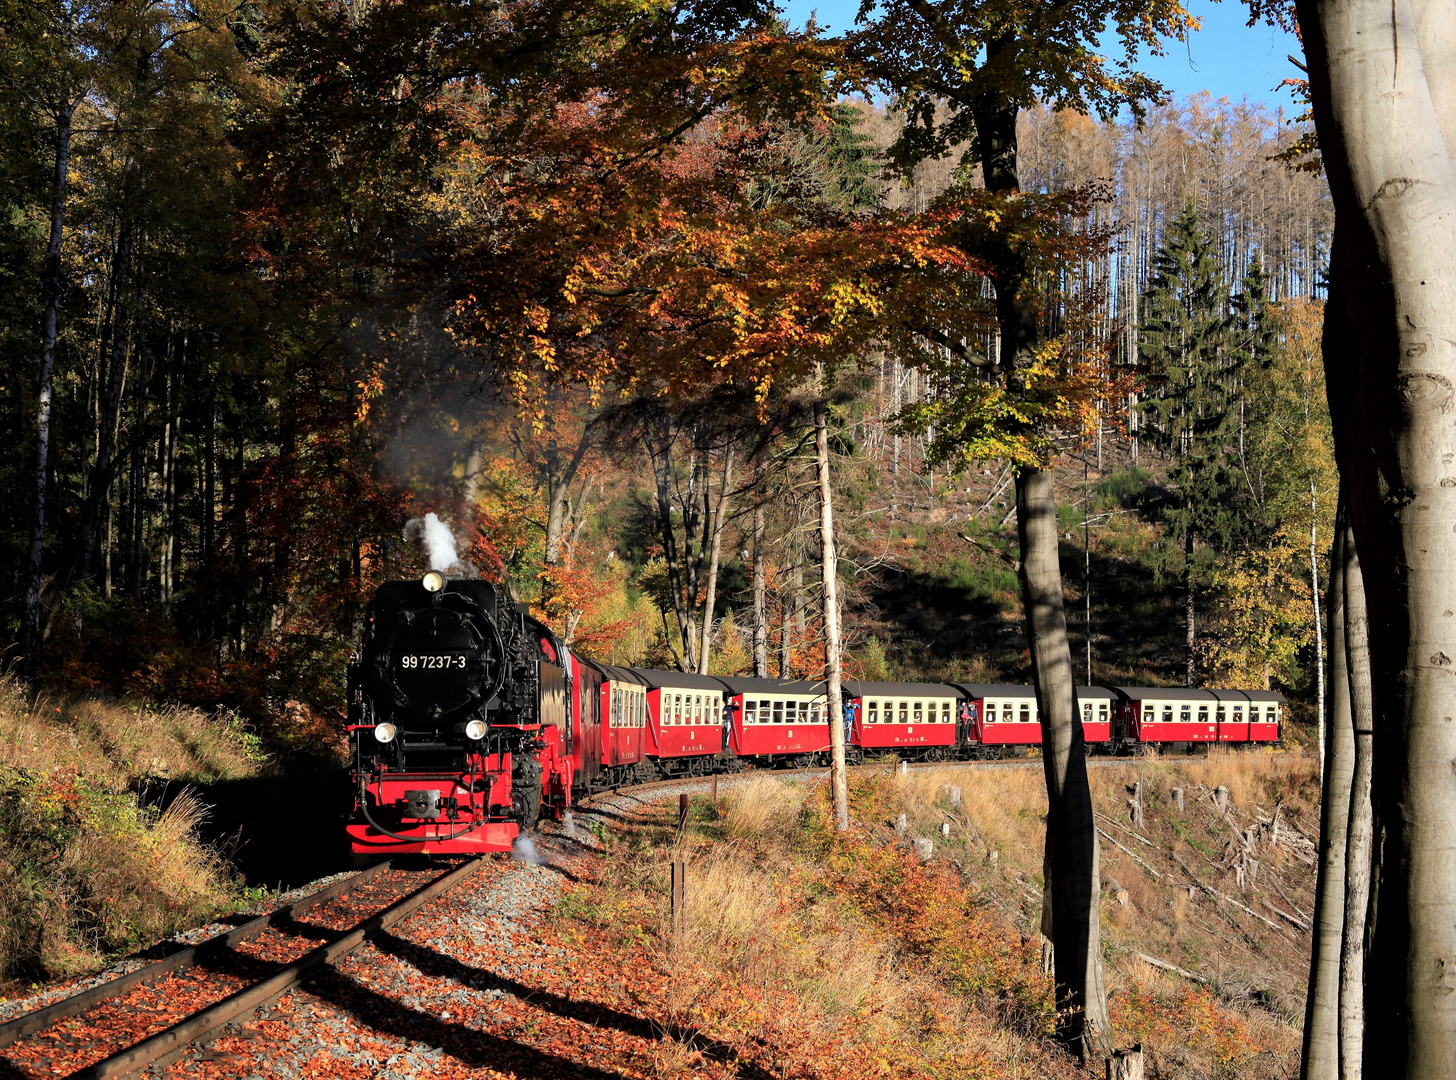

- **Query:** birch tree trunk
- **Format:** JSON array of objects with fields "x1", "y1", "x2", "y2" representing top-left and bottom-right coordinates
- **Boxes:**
[
  {"x1": 815, "y1": 399, "x2": 848, "y2": 832},
  {"x1": 1019, "y1": 465, "x2": 1110, "y2": 1059},
  {"x1": 1340, "y1": 514, "x2": 1374, "y2": 1080},
  {"x1": 1302, "y1": 502, "x2": 1353, "y2": 1080},
  {"x1": 21, "y1": 103, "x2": 76, "y2": 676},
  {"x1": 697, "y1": 450, "x2": 734, "y2": 674},
  {"x1": 1296, "y1": 0, "x2": 1456, "y2": 1069}
]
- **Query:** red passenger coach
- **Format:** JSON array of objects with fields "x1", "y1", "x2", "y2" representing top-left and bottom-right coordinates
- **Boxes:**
[
  {"x1": 844, "y1": 681, "x2": 961, "y2": 762},
  {"x1": 636, "y1": 669, "x2": 728, "y2": 776},
  {"x1": 719, "y1": 677, "x2": 828, "y2": 767},
  {"x1": 589, "y1": 662, "x2": 651, "y2": 788},
  {"x1": 1078, "y1": 686, "x2": 1115, "y2": 743},
  {"x1": 1244, "y1": 690, "x2": 1284, "y2": 742},
  {"x1": 1110, "y1": 687, "x2": 1284, "y2": 750},
  {"x1": 956, "y1": 684, "x2": 1041, "y2": 747}
]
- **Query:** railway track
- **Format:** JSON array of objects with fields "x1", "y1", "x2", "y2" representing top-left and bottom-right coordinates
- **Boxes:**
[{"x1": 0, "y1": 856, "x2": 489, "y2": 1079}]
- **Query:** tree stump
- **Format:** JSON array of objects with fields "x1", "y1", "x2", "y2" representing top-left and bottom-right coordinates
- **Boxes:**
[
  {"x1": 1171, "y1": 787, "x2": 1185, "y2": 812},
  {"x1": 944, "y1": 784, "x2": 962, "y2": 809},
  {"x1": 897, "y1": 760, "x2": 909, "y2": 775},
  {"x1": 1129, "y1": 780, "x2": 1145, "y2": 829},
  {"x1": 1214, "y1": 786, "x2": 1229, "y2": 814},
  {"x1": 940, "y1": 822, "x2": 951, "y2": 838},
  {"x1": 913, "y1": 838, "x2": 933, "y2": 861},
  {"x1": 987, "y1": 849, "x2": 1000, "y2": 871},
  {"x1": 1106, "y1": 1045, "x2": 1144, "y2": 1080},
  {"x1": 895, "y1": 813, "x2": 908, "y2": 836}
]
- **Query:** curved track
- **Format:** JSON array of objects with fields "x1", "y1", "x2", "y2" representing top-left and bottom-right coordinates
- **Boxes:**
[{"x1": 0, "y1": 857, "x2": 488, "y2": 1080}]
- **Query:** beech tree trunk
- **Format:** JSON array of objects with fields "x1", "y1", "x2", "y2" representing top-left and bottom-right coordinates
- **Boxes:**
[
  {"x1": 815, "y1": 399, "x2": 848, "y2": 832},
  {"x1": 21, "y1": 104, "x2": 76, "y2": 676},
  {"x1": 1340, "y1": 514, "x2": 1373, "y2": 1080},
  {"x1": 1019, "y1": 466, "x2": 1110, "y2": 1058},
  {"x1": 1303, "y1": 503, "x2": 1354, "y2": 1080},
  {"x1": 970, "y1": 85, "x2": 1109, "y2": 1060},
  {"x1": 752, "y1": 499, "x2": 768, "y2": 677},
  {"x1": 1184, "y1": 521, "x2": 1196, "y2": 687},
  {"x1": 1296, "y1": 0, "x2": 1456, "y2": 1070}
]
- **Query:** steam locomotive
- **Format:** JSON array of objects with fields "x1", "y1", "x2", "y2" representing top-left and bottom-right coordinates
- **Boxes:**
[{"x1": 345, "y1": 574, "x2": 1284, "y2": 858}]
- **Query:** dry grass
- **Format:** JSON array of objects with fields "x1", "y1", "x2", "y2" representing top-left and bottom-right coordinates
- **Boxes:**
[
  {"x1": 0, "y1": 676, "x2": 265, "y2": 989},
  {"x1": 570, "y1": 752, "x2": 1318, "y2": 1079}
]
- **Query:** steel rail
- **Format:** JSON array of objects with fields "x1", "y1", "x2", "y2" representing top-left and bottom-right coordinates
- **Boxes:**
[
  {"x1": 66, "y1": 855, "x2": 487, "y2": 1080},
  {"x1": 0, "y1": 859, "x2": 394, "y2": 1050}
]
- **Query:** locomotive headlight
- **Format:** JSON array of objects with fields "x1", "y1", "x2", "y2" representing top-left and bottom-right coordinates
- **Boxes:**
[
  {"x1": 421, "y1": 571, "x2": 445, "y2": 593},
  {"x1": 464, "y1": 719, "x2": 487, "y2": 741},
  {"x1": 373, "y1": 722, "x2": 398, "y2": 744}
]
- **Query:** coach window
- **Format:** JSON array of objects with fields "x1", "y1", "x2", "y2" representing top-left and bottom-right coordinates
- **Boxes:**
[
  {"x1": 1197, "y1": 705, "x2": 1209, "y2": 723},
  {"x1": 773, "y1": 700, "x2": 784, "y2": 724},
  {"x1": 896, "y1": 701, "x2": 907, "y2": 724},
  {"x1": 1019, "y1": 702, "x2": 1031, "y2": 724},
  {"x1": 1267, "y1": 706, "x2": 1278, "y2": 723},
  {"x1": 912, "y1": 701, "x2": 922, "y2": 724},
  {"x1": 1179, "y1": 704, "x2": 1191, "y2": 723},
  {"x1": 1142, "y1": 704, "x2": 1155, "y2": 722},
  {"x1": 1099, "y1": 704, "x2": 1108, "y2": 723},
  {"x1": 675, "y1": 694, "x2": 684, "y2": 725},
  {"x1": 1215, "y1": 705, "x2": 1226, "y2": 722},
  {"x1": 744, "y1": 700, "x2": 758, "y2": 725},
  {"x1": 941, "y1": 702, "x2": 950, "y2": 723},
  {"x1": 985, "y1": 703, "x2": 996, "y2": 723},
  {"x1": 1160, "y1": 704, "x2": 1172, "y2": 723},
  {"x1": 1082, "y1": 702, "x2": 1092, "y2": 724},
  {"x1": 810, "y1": 704, "x2": 822, "y2": 724},
  {"x1": 867, "y1": 701, "x2": 878, "y2": 723}
]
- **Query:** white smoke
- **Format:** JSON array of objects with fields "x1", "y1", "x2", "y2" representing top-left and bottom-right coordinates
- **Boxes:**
[
  {"x1": 402, "y1": 512, "x2": 478, "y2": 577},
  {"x1": 511, "y1": 836, "x2": 543, "y2": 864}
]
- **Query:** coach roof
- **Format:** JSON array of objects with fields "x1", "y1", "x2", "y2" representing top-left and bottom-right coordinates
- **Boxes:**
[
  {"x1": 842, "y1": 681, "x2": 963, "y2": 698},
  {"x1": 714, "y1": 676, "x2": 822, "y2": 695},
  {"x1": 630, "y1": 669, "x2": 729, "y2": 692}
]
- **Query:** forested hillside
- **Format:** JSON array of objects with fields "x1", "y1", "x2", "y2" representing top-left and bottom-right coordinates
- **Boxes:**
[{"x1": 0, "y1": 0, "x2": 1331, "y2": 735}]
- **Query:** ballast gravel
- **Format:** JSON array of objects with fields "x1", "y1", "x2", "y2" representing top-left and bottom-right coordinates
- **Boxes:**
[{"x1": 154, "y1": 813, "x2": 641, "y2": 1080}]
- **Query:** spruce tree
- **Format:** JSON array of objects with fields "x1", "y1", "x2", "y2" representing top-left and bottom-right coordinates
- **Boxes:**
[{"x1": 1138, "y1": 205, "x2": 1242, "y2": 686}]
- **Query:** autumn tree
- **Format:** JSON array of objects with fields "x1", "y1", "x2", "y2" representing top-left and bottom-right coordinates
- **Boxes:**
[{"x1": 848, "y1": 0, "x2": 1199, "y2": 1057}]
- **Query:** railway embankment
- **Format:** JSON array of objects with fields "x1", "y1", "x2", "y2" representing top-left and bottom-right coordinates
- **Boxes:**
[
  {"x1": 0, "y1": 676, "x2": 267, "y2": 990},
  {"x1": 559, "y1": 752, "x2": 1316, "y2": 1079}
]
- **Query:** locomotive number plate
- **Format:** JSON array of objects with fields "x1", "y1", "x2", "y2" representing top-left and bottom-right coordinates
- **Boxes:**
[{"x1": 400, "y1": 653, "x2": 468, "y2": 670}]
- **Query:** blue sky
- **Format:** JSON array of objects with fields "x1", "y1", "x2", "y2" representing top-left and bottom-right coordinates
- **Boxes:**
[{"x1": 776, "y1": 0, "x2": 1305, "y2": 112}]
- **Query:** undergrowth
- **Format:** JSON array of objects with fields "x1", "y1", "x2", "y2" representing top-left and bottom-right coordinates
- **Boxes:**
[{"x1": 0, "y1": 676, "x2": 267, "y2": 988}]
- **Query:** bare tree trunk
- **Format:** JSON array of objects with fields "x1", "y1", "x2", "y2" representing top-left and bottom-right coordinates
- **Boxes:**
[
  {"x1": 697, "y1": 449, "x2": 734, "y2": 674},
  {"x1": 1303, "y1": 502, "x2": 1353, "y2": 1080},
  {"x1": 1340, "y1": 515, "x2": 1374, "y2": 1080},
  {"x1": 752, "y1": 499, "x2": 768, "y2": 678},
  {"x1": 1019, "y1": 466, "x2": 1110, "y2": 1059},
  {"x1": 1184, "y1": 521, "x2": 1196, "y2": 687},
  {"x1": 816, "y1": 399, "x2": 847, "y2": 831},
  {"x1": 1312, "y1": 479, "x2": 1327, "y2": 770},
  {"x1": 21, "y1": 104, "x2": 75, "y2": 675}
]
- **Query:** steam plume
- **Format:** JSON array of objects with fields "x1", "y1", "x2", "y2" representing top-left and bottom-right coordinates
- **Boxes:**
[{"x1": 403, "y1": 512, "x2": 477, "y2": 576}]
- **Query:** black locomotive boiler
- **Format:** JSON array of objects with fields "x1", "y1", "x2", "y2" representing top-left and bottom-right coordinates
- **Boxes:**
[{"x1": 345, "y1": 572, "x2": 570, "y2": 858}]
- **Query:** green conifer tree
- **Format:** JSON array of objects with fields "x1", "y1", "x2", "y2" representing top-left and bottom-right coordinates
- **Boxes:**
[{"x1": 1138, "y1": 204, "x2": 1243, "y2": 686}]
